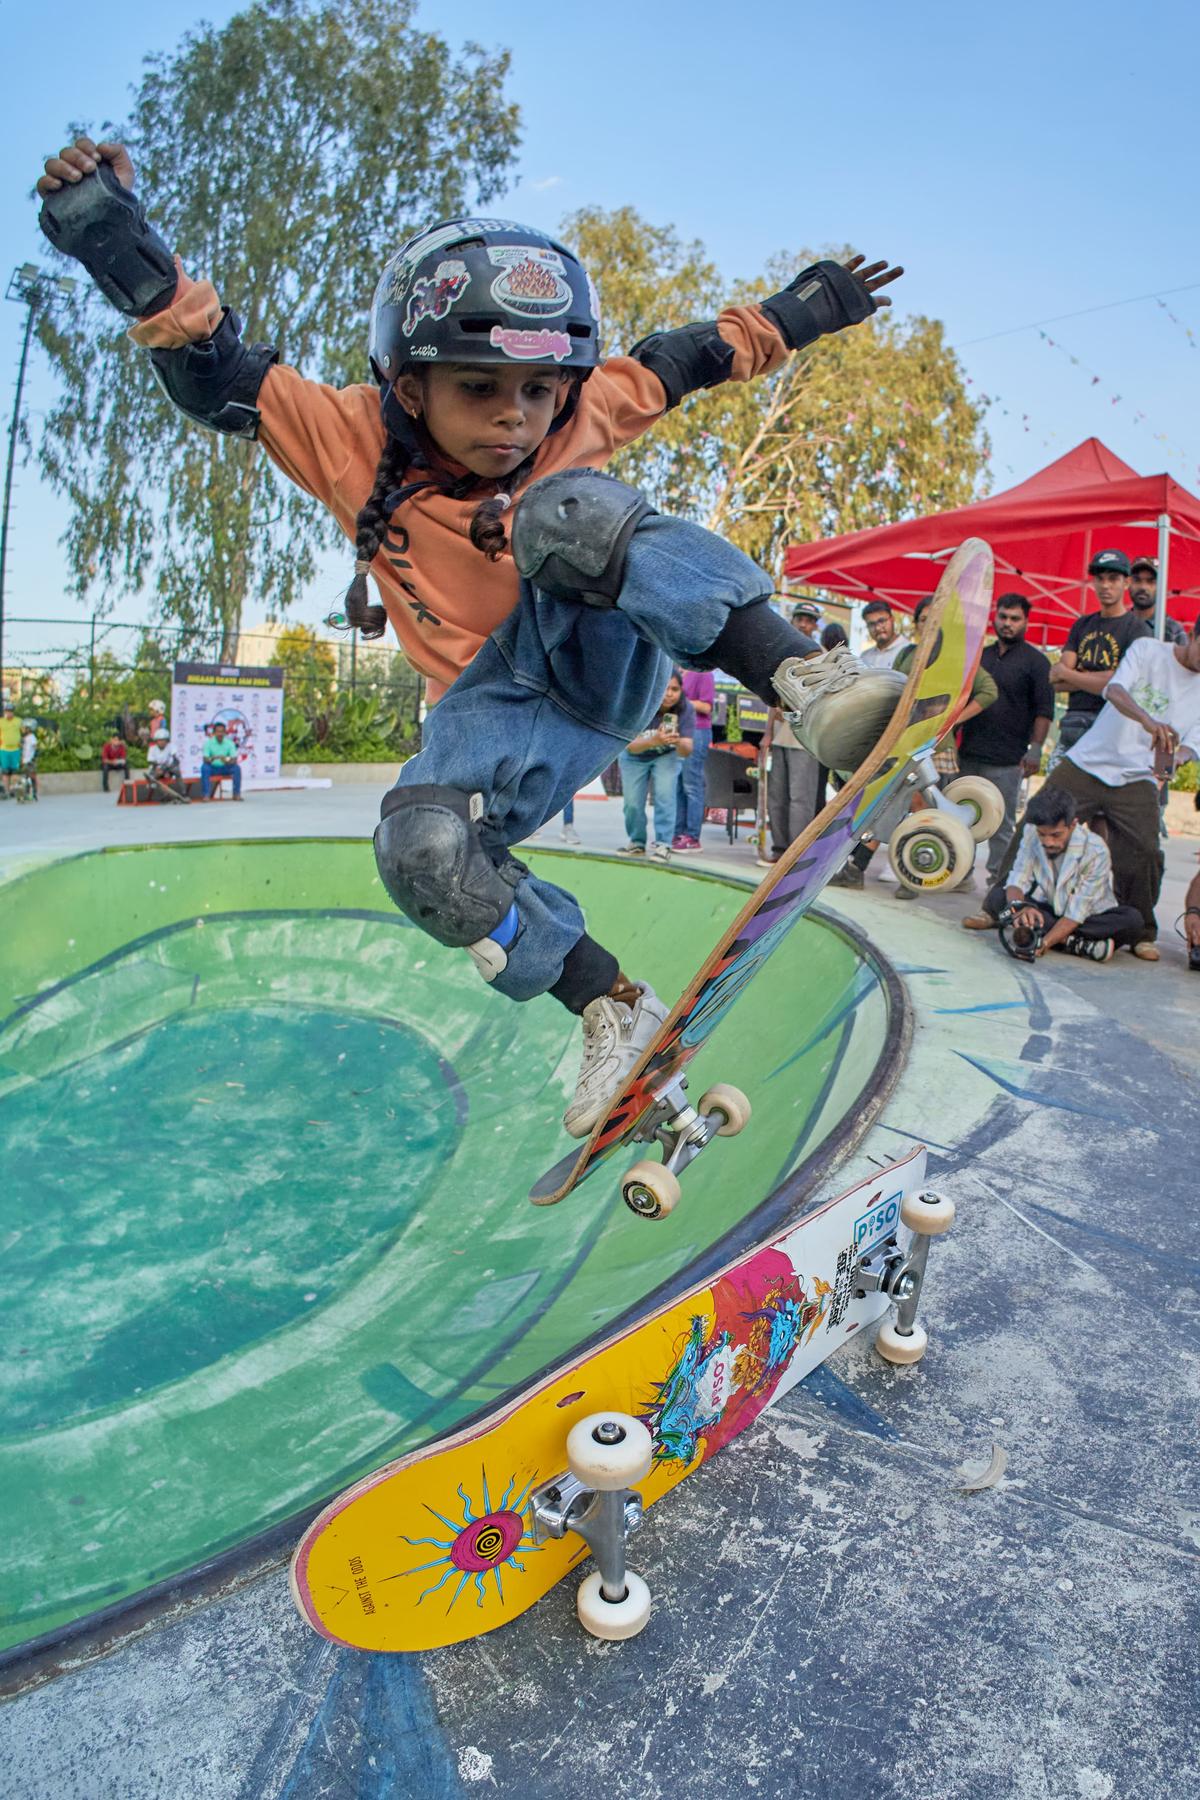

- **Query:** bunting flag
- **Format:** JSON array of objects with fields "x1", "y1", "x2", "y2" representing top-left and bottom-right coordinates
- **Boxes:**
[
  {"x1": 1037, "y1": 330, "x2": 1200, "y2": 483},
  {"x1": 1157, "y1": 297, "x2": 1197, "y2": 350}
]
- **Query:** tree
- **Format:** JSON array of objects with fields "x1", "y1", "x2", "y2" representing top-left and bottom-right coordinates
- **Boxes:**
[
  {"x1": 272, "y1": 622, "x2": 337, "y2": 715},
  {"x1": 36, "y1": 0, "x2": 520, "y2": 658},
  {"x1": 562, "y1": 209, "x2": 989, "y2": 576}
]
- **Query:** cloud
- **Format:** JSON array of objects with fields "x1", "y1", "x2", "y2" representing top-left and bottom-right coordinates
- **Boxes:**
[{"x1": 528, "y1": 176, "x2": 564, "y2": 192}]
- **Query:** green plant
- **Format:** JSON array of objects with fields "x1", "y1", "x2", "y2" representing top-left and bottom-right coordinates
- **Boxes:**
[{"x1": 1170, "y1": 760, "x2": 1198, "y2": 792}]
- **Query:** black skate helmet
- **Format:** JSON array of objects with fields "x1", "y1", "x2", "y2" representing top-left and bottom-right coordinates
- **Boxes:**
[{"x1": 368, "y1": 218, "x2": 601, "y2": 442}]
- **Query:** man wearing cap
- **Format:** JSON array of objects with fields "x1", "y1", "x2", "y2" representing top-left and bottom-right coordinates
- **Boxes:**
[
  {"x1": 860, "y1": 600, "x2": 906, "y2": 669},
  {"x1": 1129, "y1": 557, "x2": 1186, "y2": 646},
  {"x1": 1048, "y1": 550, "x2": 1150, "y2": 765}
]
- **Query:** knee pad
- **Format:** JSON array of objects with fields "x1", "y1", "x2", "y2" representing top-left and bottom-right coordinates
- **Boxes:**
[
  {"x1": 374, "y1": 786, "x2": 525, "y2": 950},
  {"x1": 509, "y1": 469, "x2": 655, "y2": 605}
]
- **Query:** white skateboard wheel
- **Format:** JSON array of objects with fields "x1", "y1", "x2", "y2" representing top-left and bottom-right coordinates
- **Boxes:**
[
  {"x1": 876, "y1": 1320, "x2": 928, "y2": 1365},
  {"x1": 943, "y1": 775, "x2": 1006, "y2": 842},
  {"x1": 698, "y1": 1083, "x2": 752, "y2": 1137},
  {"x1": 566, "y1": 1413, "x2": 654, "y2": 1489},
  {"x1": 890, "y1": 810, "x2": 975, "y2": 892},
  {"x1": 901, "y1": 1189, "x2": 956, "y2": 1235},
  {"x1": 576, "y1": 1569, "x2": 652, "y2": 1640},
  {"x1": 620, "y1": 1159, "x2": 680, "y2": 1220}
]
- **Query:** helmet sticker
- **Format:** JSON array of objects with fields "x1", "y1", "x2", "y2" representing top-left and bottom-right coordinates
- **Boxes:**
[
  {"x1": 489, "y1": 247, "x2": 572, "y2": 319},
  {"x1": 490, "y1": 325, "x2": 573, "y2": 362},
  {"x1": 403, "y1": 260, "x2": 470, "y2": 337}
]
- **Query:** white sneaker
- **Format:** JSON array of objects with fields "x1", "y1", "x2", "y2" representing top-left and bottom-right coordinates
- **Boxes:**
[
  {"x1": 617, "y1": 841, "x2": 646, "y2": 857},
  {"x1": 560, "y1": 824, "x2": 582, "y2": 845},
  {"x1": 773, "y1": 649, "x2": 907, "y2": 774},
  {"x1": 651, "y1": 842, "x2": 671, "y2": 862},
  {"x1": 563, "y1": 984, "x2": 669, "y2": 1139}
]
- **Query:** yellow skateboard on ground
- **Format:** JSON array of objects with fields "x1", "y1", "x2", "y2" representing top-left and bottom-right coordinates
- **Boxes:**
[{"x1": 290, "y1": 1146, "x2": 955, "y2": 1650}]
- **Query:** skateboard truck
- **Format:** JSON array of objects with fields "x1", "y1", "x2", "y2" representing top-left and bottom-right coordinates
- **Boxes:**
[
  {"x1": 530, "y1": 1413, "x2": 655, "y2": 1639},
  {"x1": 855, "y1": 1186, "x2": 956, "y2": 1364},
  {"x1": 619, "y1": 1077, "x2": 753, "y2": 1221}
]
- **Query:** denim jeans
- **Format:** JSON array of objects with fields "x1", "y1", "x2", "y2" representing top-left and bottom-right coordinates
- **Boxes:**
[
  {"x1": 201, "y1": 758, "x2": 241, "y2": 797},
  {"x1": 674, "y1": 725, "x2": 712, "y2": 837},
  {"x1": 621, "y1": 751, "x2": 681, "y2": 845},
  {"x1": 956, "y1": 756, "x2": 1024, "y2": 881},
  {"x1": 389, "y1": 514, "x2": 771, "y2": 1001}
]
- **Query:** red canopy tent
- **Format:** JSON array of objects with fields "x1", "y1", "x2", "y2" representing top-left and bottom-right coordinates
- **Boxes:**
[{"x1": 783, "y1": 438, "x2": 1200, "y2": 647}]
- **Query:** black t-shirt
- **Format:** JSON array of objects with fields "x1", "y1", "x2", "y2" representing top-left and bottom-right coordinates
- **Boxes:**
[
  {"x1": 957, "y1": 638, "x2": 1055, "y2": 766},
  {"x1": 1062, "y1": 609, "x2": 1151, "y2": 717}
]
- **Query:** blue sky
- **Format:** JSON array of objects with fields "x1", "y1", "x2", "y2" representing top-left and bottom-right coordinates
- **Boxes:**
[{"x1": 3, "y1": 0, "x2": 1198, "y2": 672}]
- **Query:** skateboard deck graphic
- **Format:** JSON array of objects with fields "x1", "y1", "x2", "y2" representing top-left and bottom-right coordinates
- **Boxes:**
[
  {"x1": 530, "y1": 537, "x2": 994, "y2": 1206},
  {"x1": 291, "y1": 1146, "x2": 933, "y2": 1653}
]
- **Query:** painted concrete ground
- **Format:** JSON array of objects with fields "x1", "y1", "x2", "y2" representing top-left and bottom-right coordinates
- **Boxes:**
[
  {"x1": 1, "y1": 789, "x2": 1196, "y2": 1799},
  {"x1": 0, "y1": 839, "x2": 891, "y2": 1659}
]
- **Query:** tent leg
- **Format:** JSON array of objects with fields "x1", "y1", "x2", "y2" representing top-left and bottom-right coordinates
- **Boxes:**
[{"x1": 1155, "y1": 513, "x2": 1171, "y2": 640}]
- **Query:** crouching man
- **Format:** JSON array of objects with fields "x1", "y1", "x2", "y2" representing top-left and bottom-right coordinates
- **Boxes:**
[{"x1": 964, "y1": 786, "x2": 1142, "y2": 962}]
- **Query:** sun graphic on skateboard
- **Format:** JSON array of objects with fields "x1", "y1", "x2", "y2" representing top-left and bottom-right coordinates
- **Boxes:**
[{"x1": 396, "y1": 1470, "x2": 544, "y2": 1612}]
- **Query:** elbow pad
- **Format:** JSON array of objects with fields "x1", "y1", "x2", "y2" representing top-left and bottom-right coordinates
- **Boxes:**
[
  {"x1": 38, "y1": 161, "x2": 177, "y2": 320},
  {"x1": 628, "y1": 321, "x2": 734, "y2": 410},
  {"x1": 149, "y1": 308, "x2": 279, "y2": 440},
  {"x1": 760, "y1": 259, "x2": 876, "y2": 351}
]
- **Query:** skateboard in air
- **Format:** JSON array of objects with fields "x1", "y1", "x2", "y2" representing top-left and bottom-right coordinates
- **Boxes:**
[
  {"x1": 291, "y1": 1145, "x2": 952, "y2": 1650},
  {"x1": 530, "y1": 537, "x2": 995, "y2": 1217}
]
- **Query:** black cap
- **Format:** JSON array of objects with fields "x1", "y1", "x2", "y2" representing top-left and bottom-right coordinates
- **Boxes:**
[
  {"x1": 1087, "y1": 548, "x2": 1131, "y2": 576},
  {"x1": 1129, "y1": 554, "x2": 1157, "y2": 576},
  {"x1": 791, "y1": 599, "x2": 822, "y2": 621}
]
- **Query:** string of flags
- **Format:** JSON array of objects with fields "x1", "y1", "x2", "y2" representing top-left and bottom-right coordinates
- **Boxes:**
[
  {"x1": 1036, "y1": 329, "x2": 1199, "y2": 481},
  {"x1": 1156, "y1": 297, "x2": 1197, "y2": 351}
]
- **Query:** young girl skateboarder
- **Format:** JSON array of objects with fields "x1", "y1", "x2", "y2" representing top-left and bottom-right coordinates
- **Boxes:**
[{"x1": 37, "y1": 136, "x2": 906, "y2": 1140}]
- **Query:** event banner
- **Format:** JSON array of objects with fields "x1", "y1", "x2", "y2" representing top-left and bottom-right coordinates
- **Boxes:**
[{"x1": 170, "y1": 663, "x2": 284, "y2": 785}]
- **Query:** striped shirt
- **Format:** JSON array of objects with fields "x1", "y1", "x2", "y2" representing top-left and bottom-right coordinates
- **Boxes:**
[{"x1": 1009, "y1": 823, "x2": 1116, "y2": 920}]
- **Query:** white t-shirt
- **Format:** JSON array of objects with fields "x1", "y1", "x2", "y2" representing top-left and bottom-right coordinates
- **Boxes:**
[
  {"x1": 20, "y1": 732, "x2": 36, "y2": 765},
  {"x1": 861, "y1": 638, "x2": 906, "y2": 670},
  {"x1": 147, "y1": 742, "x2": 172, "y2": 767},
  {"x1": 1069, "y1": 637, "x2": 1200, "y2": 787}
]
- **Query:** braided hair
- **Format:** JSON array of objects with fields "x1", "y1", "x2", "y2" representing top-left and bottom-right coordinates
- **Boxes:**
[{"x1": 343, "y1": 436, "x2": 411, "y2": 638}]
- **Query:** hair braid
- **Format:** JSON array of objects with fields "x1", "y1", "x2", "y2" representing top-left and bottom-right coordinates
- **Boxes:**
[{"x1": 344, "y1": 436, "x2": 411, "y2": 639}]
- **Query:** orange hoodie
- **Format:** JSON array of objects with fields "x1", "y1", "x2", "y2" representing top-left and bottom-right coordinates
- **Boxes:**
[{"x1": 132, "y1": 271, "x2": 789, "y2": 701}]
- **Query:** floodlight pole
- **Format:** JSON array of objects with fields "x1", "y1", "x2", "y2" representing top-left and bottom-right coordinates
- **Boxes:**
[{"x1": 2, "y1": 264, "x2": 75, "y2": 706}]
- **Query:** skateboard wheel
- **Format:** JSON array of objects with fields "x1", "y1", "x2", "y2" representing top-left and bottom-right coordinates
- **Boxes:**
[
  {"x1": 901, "y1": 1189, "x2": 956, "y2": 1235},
  {"x1": 698, "y1": 1083, "x2": 752, "y2": 1138},
  {"x1": 943, "y1": 775, "x2": 1006, "y2": 843},
  {"x1": 876, "y1": 1319, "x2": 928, "y2": 1365},
  {"x1": 620, "y1": 1160, "x2": 680, "y2": 1220},
  {"x1": 576, "y1": 1569, "x2": 652, "y2": 1640},
  {"x1": 566, "y1": 1412, "x2": 654, "y2": 1489},
  {"x1": 889, "y1": 810, "x2": 975, "y2": 892}
]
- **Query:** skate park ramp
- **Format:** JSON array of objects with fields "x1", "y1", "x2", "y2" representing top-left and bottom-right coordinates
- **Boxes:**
[{"x1": 0, "y1": 838, "x2": 900, "y2": 1667}]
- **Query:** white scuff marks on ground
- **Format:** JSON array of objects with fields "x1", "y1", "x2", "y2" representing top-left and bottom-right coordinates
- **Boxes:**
[
  {"x1": 764, "y1": 1420, "x2": 826, "y2": 1462},
  {"x1": 457, "y1": 1745, "x2": 497, "y2": 1784}
]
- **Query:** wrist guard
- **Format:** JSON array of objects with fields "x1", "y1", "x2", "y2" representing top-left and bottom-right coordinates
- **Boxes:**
[
  {"x1": 38, "y1": 161, "x2": 177, "y2": 319},
  {"x1": 628, "y1": 321, "x2": 734, "y2": 410},
  {"x1": 760, "y1": 259, "x2": 876, "y2": 351}
]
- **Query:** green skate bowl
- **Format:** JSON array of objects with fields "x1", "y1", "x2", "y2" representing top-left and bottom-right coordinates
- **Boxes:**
[{"x1": 0, "y1": 839, "x2": 903, "y2": 1670}]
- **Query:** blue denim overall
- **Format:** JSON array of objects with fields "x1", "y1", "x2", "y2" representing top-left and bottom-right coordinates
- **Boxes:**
[{"x1": 390, "y1": 515, "x2": 771, "y2": 1000}]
